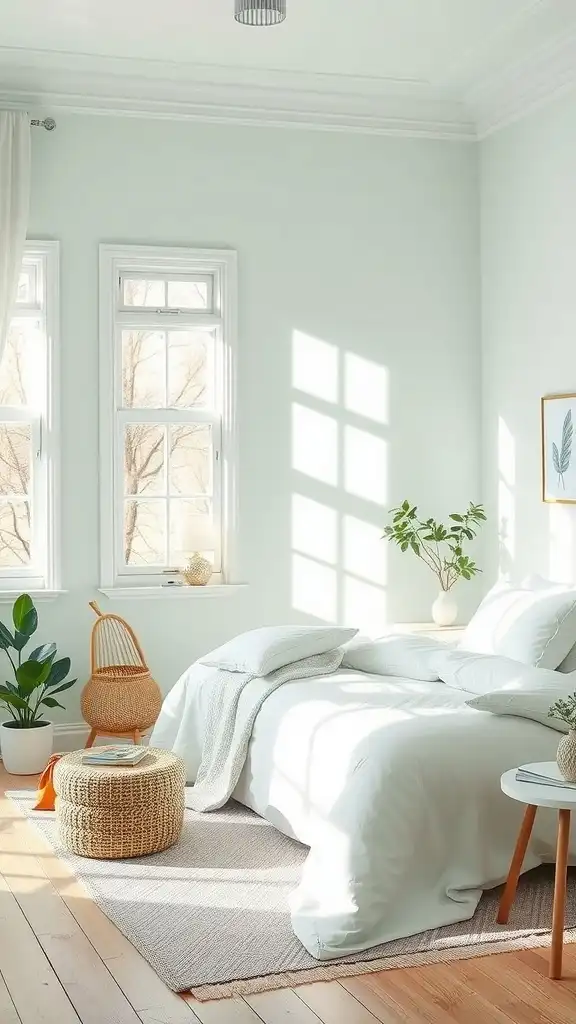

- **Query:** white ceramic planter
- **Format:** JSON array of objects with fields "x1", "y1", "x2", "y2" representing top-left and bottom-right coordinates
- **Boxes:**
[
  {"x1": 0, "y1": 721, "x2": 53, "y2": 775},
  {"x1": 431, "y1": 589, "x2": 458, "y2": 627}
]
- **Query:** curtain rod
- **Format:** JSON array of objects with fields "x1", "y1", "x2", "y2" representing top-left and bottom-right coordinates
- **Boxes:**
[{"x1": 30, "y1": 118, "x2": 56, "y2": 131}]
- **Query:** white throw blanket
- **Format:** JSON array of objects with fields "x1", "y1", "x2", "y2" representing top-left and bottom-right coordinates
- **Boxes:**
[{"x1": 181, "y1": 648, "x2": 344, "y2": 811}]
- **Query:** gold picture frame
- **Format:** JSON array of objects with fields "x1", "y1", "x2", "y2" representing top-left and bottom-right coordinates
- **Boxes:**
[{"x1": 541, "y1": 393, "x2": 576, "y2": 503}]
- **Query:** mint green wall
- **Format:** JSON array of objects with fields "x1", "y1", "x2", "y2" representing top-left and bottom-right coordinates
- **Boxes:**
[
  {"x1": 480, "y1": 93, "x2": 576, "y2": 585},
  {"x1": 26, "y1": 113, "x2": 480, "y2": 724}
]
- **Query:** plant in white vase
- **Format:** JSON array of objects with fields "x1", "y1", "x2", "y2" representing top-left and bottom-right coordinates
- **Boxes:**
[
  {"x1": 0, "y1": 595, "x2": 77, "y2": 774},
  {"x1": 548, "y1": 694, "x2": 576, "y2": 782},
  {"x1": 383, "y1": 501, "x2": 486, "y2": 626}
]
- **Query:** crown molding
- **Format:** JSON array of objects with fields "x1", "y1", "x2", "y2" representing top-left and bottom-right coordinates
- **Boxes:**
[
  {"x1": 467, "y1": 29, "x2": 576, "y2": 139},
  {"x1": 0, "y1": 48, "x2": 475, "y2": 140}
]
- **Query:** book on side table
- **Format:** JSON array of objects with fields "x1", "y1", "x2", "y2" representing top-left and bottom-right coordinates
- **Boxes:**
[
  {"x1": 515, "y1": 765, "x2": 576, "y2": 790},
  {"x1": 82, "y1": 745, "x2": 148, "y2": 767}
]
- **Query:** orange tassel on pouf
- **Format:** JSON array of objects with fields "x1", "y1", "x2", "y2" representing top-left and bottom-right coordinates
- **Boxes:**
[{"x1": 33, "y1": 753, "x2": 62, "y2": 810}]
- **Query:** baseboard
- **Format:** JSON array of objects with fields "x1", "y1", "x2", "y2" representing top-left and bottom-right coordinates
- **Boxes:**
[{"x1": 53, "y1": 722, "x2": 90, "y2": 751}]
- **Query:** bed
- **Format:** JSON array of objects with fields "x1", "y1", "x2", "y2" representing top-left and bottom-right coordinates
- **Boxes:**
[{"x1": 151, "y1": 660, "x2": 571, "y2": 961}]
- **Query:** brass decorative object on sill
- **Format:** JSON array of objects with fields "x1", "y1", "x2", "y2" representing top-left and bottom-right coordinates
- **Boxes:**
[{"x1": 179, "y1": 517, "x2": 216, "y2": 586}]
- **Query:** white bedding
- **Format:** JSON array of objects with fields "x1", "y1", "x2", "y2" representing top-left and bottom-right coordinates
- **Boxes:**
[{"x1": 151, "y1": 665, "x2": 570, "y2": 960}]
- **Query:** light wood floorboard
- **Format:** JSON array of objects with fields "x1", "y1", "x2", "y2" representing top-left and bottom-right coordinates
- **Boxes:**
[{"x1": 2, "y1": 766, "x2": 576, "y2": 1023}]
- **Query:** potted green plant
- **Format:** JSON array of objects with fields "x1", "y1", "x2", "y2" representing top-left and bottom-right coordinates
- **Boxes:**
[
  {"x1": 549, "y1": 694, "x2": 576, "y2": 782},
  {"x1": 0, "y1": 594, "x2": 77, "y2": 774},
  {"x1": 383, "y1": 501, "x2": 486, "y2": 625}
]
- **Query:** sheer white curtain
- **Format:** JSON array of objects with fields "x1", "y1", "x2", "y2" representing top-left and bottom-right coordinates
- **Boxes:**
[{"x1": 0, "y1": 112, "x2": 30, "y2": 360}]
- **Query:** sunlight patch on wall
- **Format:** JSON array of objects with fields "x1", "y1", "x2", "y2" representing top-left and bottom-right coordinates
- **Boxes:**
[
  {"x1": 292, "y1": 553, "x2": 337, "y2": 622},
  {"x1": 343, "y1": 515, "x2": 387, "y2": 586},
  {"x1": 344, "y1": 426, "x2": 387, "y2": 505},
  {"x1": 344, "y1": 353, "x2": 389, "y2": 425},
  {"x1": 292, "y1": 331, "x2": 338, "y2": 404},
  {"x1": 344, "y1": 576, "x2": 387, "y2": 635},
  {"x1": 292, "y1": 403, "x2": 338, "y2": 486},
  {"x1": 292, "y1": 494, "x2": 337, "y2": 566},
  {"x1": 498, "y1": 416, "x2": 516, "y2": 579}
]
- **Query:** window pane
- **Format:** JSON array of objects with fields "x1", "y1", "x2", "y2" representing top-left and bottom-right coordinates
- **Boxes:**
[
  {"x1": 167, "y1": 280, "x2": 209, "y2": 310},
  {"x1": 0, "y1": 320, "x2": 43, "y2": 408},
  {"x1": 122, "y1": 331, "x2": 166, "y2": 408},
  {"x1": 16, "y1": 265, "x2": 37, "y2": 306},
  {"x1": 124, "y1": 424, "x2": 165, "y2": 496},
  {"x1": 169, "y1": 497, "x2": 213, "y2": 565},
  {"x1": 0, "y1": 500, "x2": 31, "y2": 566},
  {"x1": 0, "y1": 424, "x2": 31, "y2": 496},
  {"x1": 123, "y1": 279, "x2": 165, "y2": 307},
  {"x1": 168, "y1": 330, "x2": 213, "y2": 408},
  {"x1": 169, "y1": 424, "x2": 212, "y2": 496},
  {"x1": 124, "y1": 500, "x2": 166, "y2": 565}
]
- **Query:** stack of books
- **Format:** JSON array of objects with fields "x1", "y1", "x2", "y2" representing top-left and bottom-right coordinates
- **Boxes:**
[
  {"x1": 82, "y1": 745, "x2": 148, "y2": 767},
  {"x1": 515, "y1": 766, "x2": 576, "y2": 790}
]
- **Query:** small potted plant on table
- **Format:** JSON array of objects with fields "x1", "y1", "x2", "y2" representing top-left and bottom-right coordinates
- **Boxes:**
[{"x1": 0, "y1": 594, "x2": 77, "y2": 774}]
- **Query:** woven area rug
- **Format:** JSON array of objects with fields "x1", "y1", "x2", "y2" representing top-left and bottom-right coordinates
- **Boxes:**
[{"x1": 11, "y1": 790, "x2": 576, "y2": 1001}]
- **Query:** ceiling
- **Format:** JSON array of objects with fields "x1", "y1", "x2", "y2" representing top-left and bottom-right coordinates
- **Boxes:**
[{"x1": 0, "y1": 0, "x2": 575, "y2": 139}]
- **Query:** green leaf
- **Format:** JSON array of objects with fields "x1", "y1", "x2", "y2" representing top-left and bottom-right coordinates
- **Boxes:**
[
  {"x1": 12, "y1": 630, "x2": 29, "y2": 653},
  {"x1": 12, "y1": 594, "x2": 33, "y2": 633},
  {"x1": 410, "y1": 540, "x2": 420, "y2": 555},
  {"x1": 46, "y1": 657, "x2": 71, "y2": 687},
  {"x1": 0, "y1": 621, "x2": 13, "y2": 650},
  {"x1": 41, "y1": 697, "x2": 64, "y2": 710},
  {"x1": 29, "y1": 642, "x2": 57, "y2": 663},
  {"x1": 449, "y1": 514, "x2": 463, "y2": 522},
  {"x1": 16, "y1": 659, "x2": 52, "y2": 697},
  {"x1": 20, "y1": 607, "x2": 38, "y2": 637},
  {"x1": 49, "y1": 678, "x2": 77, "y2": 696},
  {"x1": 0, "y1": 687, "x2": 28, "y2": 710},
  {"x1": 402, "y1": 500, "x2": 409, "y2": 511}
]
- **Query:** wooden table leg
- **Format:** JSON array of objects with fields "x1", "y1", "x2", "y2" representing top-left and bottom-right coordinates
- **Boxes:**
[
  {"x1": 551, "y1": 808, "x2": 571, "y2": 979},
  {"x1": 497, "y1": 804, "x2": 537, "y2": 924}
]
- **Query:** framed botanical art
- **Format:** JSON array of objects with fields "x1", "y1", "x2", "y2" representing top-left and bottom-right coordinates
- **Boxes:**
[{"x1": 542, "y1": 393, "x2": 576, "y2": 503}]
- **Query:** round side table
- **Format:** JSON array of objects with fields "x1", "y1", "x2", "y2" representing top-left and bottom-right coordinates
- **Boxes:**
[{"x1": 499, "y1": 761, "x2": 575, "y2": 979}]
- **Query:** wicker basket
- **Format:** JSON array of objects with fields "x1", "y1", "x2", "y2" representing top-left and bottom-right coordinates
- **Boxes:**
[{"x1": 81, "y1": 602, "x2": 162, "y2": 737}]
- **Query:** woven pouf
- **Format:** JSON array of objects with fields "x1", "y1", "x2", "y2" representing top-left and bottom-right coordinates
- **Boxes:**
[{"x1": 53, "y1": 748, "x2": 186, "y2": 859}]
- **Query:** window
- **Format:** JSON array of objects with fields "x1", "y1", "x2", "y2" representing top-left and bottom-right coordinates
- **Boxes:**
[
  {"x1": 0, "y1": 242, "x2": 59, "y2": 592},
  {"x1": 99, "y1": 245, "x2": 237, "y2": 589}
]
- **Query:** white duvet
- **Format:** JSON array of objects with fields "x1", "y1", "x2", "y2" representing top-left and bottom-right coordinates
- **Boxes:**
[{"x1": 151, "y1": 665, "x2": 570, "y2": 960}]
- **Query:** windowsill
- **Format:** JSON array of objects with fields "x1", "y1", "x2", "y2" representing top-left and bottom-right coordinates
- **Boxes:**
[
  {"x1": 97, "y1": 584, "x2": 248, "y2": 601},
  {"x1": 0, "y1": 589, "x2": 68, "y2": 603}
]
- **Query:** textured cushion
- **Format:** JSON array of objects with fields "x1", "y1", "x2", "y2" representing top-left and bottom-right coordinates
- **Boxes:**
[
  {"x1": 342, "y1": 634, "x2": 447, "y2": 681},
  {"x1": 466, "y1": 672, "x2": 576, "y2": 734},
  {"x1": 459, "y1": 578, "x2": 576, "y2": 668},
  {"x1": 200, "y1": 625, "x2": 357, "y2": 676},
  {"x1": 436, "y1": 649, "x2": 566, "y2": 696}
]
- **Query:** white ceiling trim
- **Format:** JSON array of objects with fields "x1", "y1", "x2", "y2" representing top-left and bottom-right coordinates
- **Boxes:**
[
  {"x1": 468, "y1": 29, "x2": 576, "y2": 138},
  {"x1": 0, "y1": 48, "x2": 475, "y2": 140},
  {"x1": 1, "y1": 27, "x2": 576, "y2": 142}
]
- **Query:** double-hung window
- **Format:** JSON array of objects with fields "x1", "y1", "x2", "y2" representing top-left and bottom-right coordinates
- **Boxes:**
[
  {"x1": 0, "y1": 242, "x2": 59, "y2": 593},
  {"x1": 99, "y1": 245, "x2": 237, "y2": 590}
]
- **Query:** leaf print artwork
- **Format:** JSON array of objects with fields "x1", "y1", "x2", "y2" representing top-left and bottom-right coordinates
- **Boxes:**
[{"x1": 552, "y1": 409, "x2": 573, "y2": 489}]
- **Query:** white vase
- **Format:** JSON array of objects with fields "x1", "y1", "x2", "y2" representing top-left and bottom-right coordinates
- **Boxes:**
[
  {"x1": 0, "y1": 721, "x2": 53, "y2": 775},
  {"x1": 432, "y1": 590, "x2": 458, "y2": 627}
]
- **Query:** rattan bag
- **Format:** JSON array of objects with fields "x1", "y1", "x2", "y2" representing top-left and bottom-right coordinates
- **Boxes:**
[{"x1": 81, "y1": 602, "x2": 162, "y2": 735}]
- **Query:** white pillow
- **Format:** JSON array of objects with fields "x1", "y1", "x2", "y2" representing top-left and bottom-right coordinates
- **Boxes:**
[
  {"x1": 435, "y1": 648, "x2": 565, "y2": 695},
  {"x1": 200, "y1": 625, "x2": 358, "y2": 676},
  {"x1": 459, "y1": 578, "x2": 576, "y2": 669},
  {"x1": 466, "y1": 672, "x2": 576, "y2": 733},
  {"x1": 342, "y1": 634, "x2": 447, "y2": 681}
]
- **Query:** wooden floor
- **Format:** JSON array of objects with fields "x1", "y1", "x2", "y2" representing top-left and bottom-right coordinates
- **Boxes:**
[{"x1": 1, "y1": 767, "x2": 576, "y2": 1024}]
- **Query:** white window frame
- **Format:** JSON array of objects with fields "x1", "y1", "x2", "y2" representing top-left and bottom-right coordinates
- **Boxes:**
[
  {"x1": 99, "y1": 244, "x2": 238, "y2": 591},
  {"x1": 0, "y1": 241, "x2": 60, "y2": 593}
]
